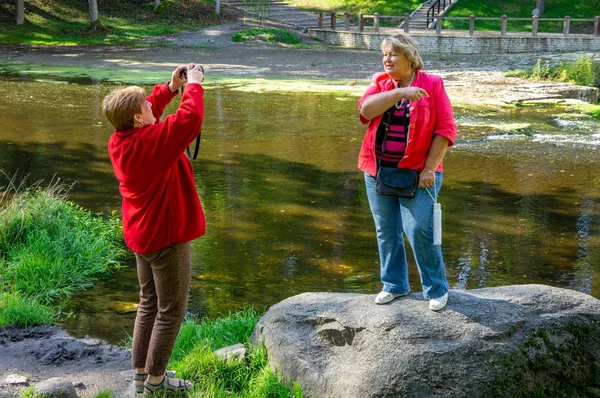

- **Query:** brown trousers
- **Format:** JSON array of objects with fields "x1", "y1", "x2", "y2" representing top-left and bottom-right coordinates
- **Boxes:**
[{"x1": 132, "y1": 242, "x2": 191, "y2": 376}]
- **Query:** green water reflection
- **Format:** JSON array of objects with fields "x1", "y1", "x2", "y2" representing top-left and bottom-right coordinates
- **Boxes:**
[{"x1": 0, "y1": 76, "x2": 598, "y2": 344}]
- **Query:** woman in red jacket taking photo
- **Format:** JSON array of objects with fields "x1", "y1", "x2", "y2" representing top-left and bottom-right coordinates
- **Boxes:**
[
  {"x1": 103, "y1": 64, "x2": 205, "y2": 395},
  {"x1": 358, "y1": 33, "x2": 457, "y2": 311}
]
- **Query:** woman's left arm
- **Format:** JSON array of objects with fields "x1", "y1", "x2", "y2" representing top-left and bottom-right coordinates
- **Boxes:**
[
  {"x1": 419, "y1": 77, "x2": 456, "y2": 188},
  {"x1": 419, "y1": 135, "x2": 449, "y2": 188}
]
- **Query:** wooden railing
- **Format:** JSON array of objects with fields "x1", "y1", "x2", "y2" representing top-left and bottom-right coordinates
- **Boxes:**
[
  {"x1": 433, "y1": 15, "x2": 600, "y2": 37},
  {"x1": 316, "y1": 12, "x2": 600, "y2": 37}
]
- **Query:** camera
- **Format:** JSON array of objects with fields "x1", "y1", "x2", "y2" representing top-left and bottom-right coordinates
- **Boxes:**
[{"x1": 180, "y1": 64, "x2": 204, "y2": 80}]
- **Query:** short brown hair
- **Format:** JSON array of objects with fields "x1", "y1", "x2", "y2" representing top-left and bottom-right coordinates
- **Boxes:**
[
  {"x1": 381, "y1": 33, "x2": 424, "y2": 71},
  {"x1": 102, "y1": 86, "x2": 146, "y2": 131}
]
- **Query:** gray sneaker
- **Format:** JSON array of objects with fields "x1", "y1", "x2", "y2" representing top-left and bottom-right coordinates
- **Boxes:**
[
  {"x1": 429, "y1": 292, "x2": 448, "y2": 311},
  {"x1": 375, "y1": 291, "x2": 408, "y2": 304}
]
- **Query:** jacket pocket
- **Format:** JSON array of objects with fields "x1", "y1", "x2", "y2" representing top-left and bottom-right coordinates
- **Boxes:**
[{"x1": 416, "y1": 103, "x2": 432, "y2": 127}]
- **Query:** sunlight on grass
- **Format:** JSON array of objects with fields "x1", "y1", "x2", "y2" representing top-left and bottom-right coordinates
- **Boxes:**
[{"x1": 165, "y1": 308, "x2": 303, "y2": 397}]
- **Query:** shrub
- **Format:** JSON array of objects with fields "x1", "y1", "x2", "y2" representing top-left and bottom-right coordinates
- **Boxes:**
[{"x1": 516, "y1": 56, "x2": 599, "y2": 88}]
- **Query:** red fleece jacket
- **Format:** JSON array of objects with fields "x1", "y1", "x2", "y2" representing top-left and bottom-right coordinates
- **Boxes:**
[{"x1": 108, "y1": 82, "x2": 206, "y2": 254}]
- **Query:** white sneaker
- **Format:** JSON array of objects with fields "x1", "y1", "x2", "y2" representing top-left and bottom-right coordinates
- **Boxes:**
[
  {"x1": 429, "y1": 292, "x2": 448, "y2": 311},
  {"x1": 375, "y1": 291, "x2": 408, "y2": 304}
]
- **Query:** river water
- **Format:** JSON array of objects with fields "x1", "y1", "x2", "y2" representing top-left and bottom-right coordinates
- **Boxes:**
[{"x1": 1, "y1": 75, "x2": 598, "y2": 344}]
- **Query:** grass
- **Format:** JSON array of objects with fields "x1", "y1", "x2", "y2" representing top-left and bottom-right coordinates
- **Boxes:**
[
  {"x1": 232, "y1": 28, "x2": 301, "y2": 44},
  {"x1": 285, "y1": 0, "x2": 423, "y2": 15},
  {"x1": 0, "y1": 0, "x2": 234, "y2": 46},
  {"x1": 506, "y1": 55, "x2": 600, "y2": 87},
  {"x1": 122, "y1": 307, "x2": 304, "y2": 397},
  {"x1": 0, "y1": 175, "x2": 125, "y2": 327},
  {"x1": 574, "y1": 103, "x2": 600, "y2": 120},
  {"x1": 443, "y1": 0, "x2": 599, "y2": 33}
]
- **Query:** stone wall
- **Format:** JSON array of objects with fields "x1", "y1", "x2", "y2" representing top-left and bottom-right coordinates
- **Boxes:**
[{"x1": 310, "y1": 29, "x2": 600, "y2": 54}]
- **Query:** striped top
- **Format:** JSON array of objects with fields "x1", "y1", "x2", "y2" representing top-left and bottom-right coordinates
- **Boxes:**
[{"x1": 375, "y1": 99, "x2": 410, "y2": 168}]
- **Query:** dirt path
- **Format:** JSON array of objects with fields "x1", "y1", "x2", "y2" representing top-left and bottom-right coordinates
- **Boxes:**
[
  {"x1": 0, "y1": 326, "x2": 133, "y2": 397},
  {"x1": 0, "y1": 18, "x2": 598, "y2": 398}
]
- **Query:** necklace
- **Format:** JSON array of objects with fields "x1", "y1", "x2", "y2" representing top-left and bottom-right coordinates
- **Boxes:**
[{"x1": 395, "y1": 70, "x2": 416, "y2": 110}]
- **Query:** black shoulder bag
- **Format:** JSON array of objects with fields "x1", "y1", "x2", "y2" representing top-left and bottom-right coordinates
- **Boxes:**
[{"x1": 375, "y1": 105, "x2": 419, "y2": 198}]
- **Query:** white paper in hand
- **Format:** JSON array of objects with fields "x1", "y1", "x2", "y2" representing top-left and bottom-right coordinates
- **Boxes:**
[{"x1": 433, "y1": 203, "x2": 442, "y2": 246}]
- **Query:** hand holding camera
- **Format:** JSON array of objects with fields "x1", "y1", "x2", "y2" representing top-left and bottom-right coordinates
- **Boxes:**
[
  {"x1": 170, "y1": 63, "x2": 205, "y2": 93},
  {"x1": 184, "y1": 64, "x2": 204, "y2": 84}
]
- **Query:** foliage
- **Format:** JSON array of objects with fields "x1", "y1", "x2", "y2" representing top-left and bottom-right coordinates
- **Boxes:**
[
  {"x1": 442, "y1": 0, "x2": 598, "y2": 33},
  {"x1": 124, "y1": 307, "x2": 304, "y2": 397},
  {"x1": 0, "y1": 291, "x2": 53, "y2": 327},
  {"x1": 232, "y1": 28, "x2": 301, "y2": 44},
  {"x1": 507, "y1": 56, "x2": 600, "y2": 88},
  {"x1": 0, "y1": 176, "x2": 125, "y2": 326},
  {"x1": 574, "y1": 103, "x2": 600, "y2": 120},
  {"x1": 285, "y1": 0, "x2": 423, "y2": 15},
  {"x1": 0, "y1": 0, "x2": 232, "y2": 45}
]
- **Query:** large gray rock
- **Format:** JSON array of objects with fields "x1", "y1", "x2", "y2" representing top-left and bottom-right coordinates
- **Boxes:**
[{"x1": 251, "y1": 285, "x2": 600, "y2": 397}]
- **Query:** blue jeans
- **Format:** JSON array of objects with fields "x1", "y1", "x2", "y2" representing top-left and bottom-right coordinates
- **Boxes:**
[{"x1": 365, "y1": 172, "x2": 449, "y2": 299}]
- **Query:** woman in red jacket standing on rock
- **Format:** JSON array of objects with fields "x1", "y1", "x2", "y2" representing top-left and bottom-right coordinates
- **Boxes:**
[
  {"x1": 358, "y1": 34, "x2": 457, "y2": 311},
  {"x1": 102, "y1": 64, "x2": 205, "y2": 395}
]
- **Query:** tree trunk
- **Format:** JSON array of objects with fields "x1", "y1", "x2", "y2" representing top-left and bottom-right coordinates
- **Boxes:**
[
  {"x1": 89, "y1": 0, "x2": 100, "y2": 30},
  {"x1": 215, "y1": 0, "x2": 220, "y2": 15},
  {"x1": 16, "y1": 0, "x2": 24, "y2": 25},
  {"x1": 536, "y1": 0, "x2": 545, "y2": 14},
  {"x1": 154, "y1": 0, "x2": 161, "y2": 10}
]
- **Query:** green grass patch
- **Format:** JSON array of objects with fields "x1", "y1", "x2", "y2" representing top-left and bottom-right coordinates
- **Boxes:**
[
  {"x1": 0, "y1": 291, "x2": 53, "y2": 327},
  {"x1": 443, "y1": 0, "x2": 599, "y2": 33},
  {"x1": 232, "y1": 28, "x2": 301, "y2": 44},
  {"x1": 506, "y1": 55, "x2": 600, "y2": 88},
  {"x1": 0, "y1": 0, "x2": 232, "y2": 46},
  {"x1": 123, "y1": 308, "x2": 304, "y2": 397},
  {"x1": 285, "y1": 0, "x2": 423, "y2": 15},
  {"x1": 0, "y1": 176, "x2": 125, "y2": 327},
  {"x1": 574, "y1": 103, "x2": 600, "y2": 120}
]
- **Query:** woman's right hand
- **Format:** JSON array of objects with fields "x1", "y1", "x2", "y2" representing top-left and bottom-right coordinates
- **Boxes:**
[{"x1": 399, "y1": 87, "x2": 429, "y2": 102}]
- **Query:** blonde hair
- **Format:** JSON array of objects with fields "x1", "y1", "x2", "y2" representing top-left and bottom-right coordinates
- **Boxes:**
[
  {"x1": 380, "y1": 33, "x2": 424, "y2": 71},
  {"x1": 102, "y1": 86, "x2": 146, "y2": 131}
]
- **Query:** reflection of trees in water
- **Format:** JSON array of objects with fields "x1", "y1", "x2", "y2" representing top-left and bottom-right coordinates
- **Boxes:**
[
  {"x1": 444, "y1": 153, "x2": 600, "y2": 295},
  {"x1": 189, "y1": 152, "x2": 377, "y2": 318},
  {"x1": 0, "y1": 140, "x2": 118, "y2": 213},
  {"x1": 570, "y1": 198, "x2": 594, "y2": 294}
]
